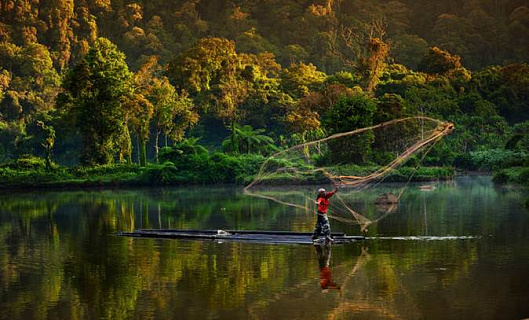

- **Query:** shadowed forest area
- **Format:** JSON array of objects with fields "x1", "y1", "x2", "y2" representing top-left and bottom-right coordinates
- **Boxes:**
[{"x1": 1, "y1": 0, "x2": 529, "y2": 187}]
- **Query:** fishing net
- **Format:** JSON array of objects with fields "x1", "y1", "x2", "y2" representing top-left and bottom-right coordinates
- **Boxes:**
[{"x1": 244, "y1": 117, "x2": 454, "y2": 232}]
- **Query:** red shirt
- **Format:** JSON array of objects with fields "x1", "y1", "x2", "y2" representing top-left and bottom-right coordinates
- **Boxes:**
[{"x1": 317, "y1": 191, "x2": 335, "y2": 214}]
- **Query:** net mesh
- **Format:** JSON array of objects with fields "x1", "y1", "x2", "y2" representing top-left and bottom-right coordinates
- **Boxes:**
[{"x1": 244, "y1": 117, "x2": 454, "y2": 232}]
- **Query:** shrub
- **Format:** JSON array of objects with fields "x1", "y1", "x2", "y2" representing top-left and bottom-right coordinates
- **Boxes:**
[
  {"x1": 493, "y1": 167, "x2": 529, "y2": 185},
  {"x1": 0, "y1": 154, "x2": 50, "y2": 171},
  {"x1": 70, "y1": 163, "x2": 140, "y2": 178},
  {"x1": 455, "y1": 149, "x2": 528, "y2": 171},
  {"x1": 139, "y1": 162, "x2": 179, "y2": 185},
  {"x1": 492, "y1": 170, "x2": 509, "y2": 184},
  {"x1": 155, "y1": 147, "x2": 266, "y2": 184},
  {"x1": 0, "y1": 166, "x2": 74, "y2": 185}
]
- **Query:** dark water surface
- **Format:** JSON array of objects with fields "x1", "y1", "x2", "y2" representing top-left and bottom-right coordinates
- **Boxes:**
[{"x1": 1, "y1": 176, "x2": 528, "y2": 320}]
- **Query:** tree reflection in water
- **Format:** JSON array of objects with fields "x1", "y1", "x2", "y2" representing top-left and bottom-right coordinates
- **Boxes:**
[
  {"x1": 246, "y1": 244, "x2": 425, "y2": 320},
  {"x1": 1, "y1": 178, "x2": 529, "y2": 319}
]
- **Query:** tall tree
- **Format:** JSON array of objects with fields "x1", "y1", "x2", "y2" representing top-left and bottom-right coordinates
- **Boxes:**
[
  {"x1": 124, "y1": 93, "x2": 153, "y2": 166},
  {"x1": 59, "y1": 37, "x2": 133, "y2": 165},
  {"x1": 329, "y1": 19, "x2": 390, "y2": 93},
  {"x1": 167, "y1": 37, "x2": 247, "y2": 151},
  {"x1": 150, "y1": 80, "x2": 198, "y2": 161},
  {"x1": 136, "y1": 56, "x2": 198, "y2": 161},
  {"x1": 36, "y1": 120, "x2": 55, "y2": 170},
  {"x1": 322, "y1": 94, "x2": 377, "y2": 164}
]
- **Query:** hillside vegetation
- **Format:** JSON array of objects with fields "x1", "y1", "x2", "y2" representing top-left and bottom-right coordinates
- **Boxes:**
[{"x1": 1, "y1": 1, "x2": 529, "y2": 186}]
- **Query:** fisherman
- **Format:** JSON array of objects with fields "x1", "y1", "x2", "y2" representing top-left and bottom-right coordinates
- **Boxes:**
[{"x1": 312, "y1": 186, "x2": 338, "y2": 242}]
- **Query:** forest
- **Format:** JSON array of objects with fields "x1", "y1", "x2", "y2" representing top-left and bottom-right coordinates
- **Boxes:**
[{"x1": 1, "y1": 0, "x2": 529, "y2": 187}]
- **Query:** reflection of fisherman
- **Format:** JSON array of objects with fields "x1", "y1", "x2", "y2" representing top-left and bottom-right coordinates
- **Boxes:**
[
  {"x1": 312, "y1": 187, "x2": 338, "y2": 242},
  {"x1": 315, "y1": 243, "x2": 340, "y2": 292}
]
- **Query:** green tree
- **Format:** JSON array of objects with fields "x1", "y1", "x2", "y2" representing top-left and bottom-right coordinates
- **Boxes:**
[
  {"x1": 235, "y1": 28, "x2": 277, "y2": 54},
  {"x1": 418, "y1": 47, "x2": 463, "y2": 75},
  {"x1": 375, "y1": 93, "x2": 411, "y2": 123},
  {"x1": 150, "y1": 81, "x2": 198, "y2": 161},
  {"x1": 280, "y1": 62, "x2": 326, "y2": 99},
  {"x1": 124, "y1": 93, "x2": 153, "y2": 166},
  {"x1": 283, "y1": 83, "x2": 357, "y2": 142},
  {"x1": 236, "y1": 52, "x2": 287, "y2": 133},
  {"x1": 322, "y1": 94, "x2": 377, "y2": 164},
  {"x1": 167, "y1": 38, "x2": 247, "y2": 152},
  {"x1": 222, "y1": 124, "x2": 276, "y2": 154},
  {"x1": 167, "y1": 37, "x2": 238, "y2": 95},
  {"x1": 59, "y1": 38, "x2": 133, "y2": 165},
  {"x1": 0, "y1": 41, "x2": 60, "y2": 159},
  {"x1": 133, "y1": 56, "x2": 198, "y2": 162},
  {"x1": 36, "y1": 120, "x2": 55, "y2": 170},
  {"x1": 506, "y1": 121, "x2": 529, "y2": 151},
  {"x1": 392, "y1": 34, "x2": 429, "y2": 69},
  {"x1": 472, "y1": 64, "x2": 529, "y2": 123}
]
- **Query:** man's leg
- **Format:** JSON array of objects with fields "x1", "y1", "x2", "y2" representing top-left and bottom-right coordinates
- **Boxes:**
[
  {"x1": 321, "y1": 216, "x2": 332, "y2": 241},
  {"x1": 312, "y1": 215, "x2": 323, "y2": 239}
]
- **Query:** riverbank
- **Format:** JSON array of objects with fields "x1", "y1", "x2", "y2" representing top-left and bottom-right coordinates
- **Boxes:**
[
  {"x1": 492, "y1": 166, "x2": 529, "y2": 185},
  {"x1": 0, "y1": 162, "x2": 455, "y2": 191}
]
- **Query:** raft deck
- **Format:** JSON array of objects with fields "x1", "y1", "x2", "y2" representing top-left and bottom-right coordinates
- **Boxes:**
[{"x1": 117, "y1": 229, "x2": 365, "y2": 245}]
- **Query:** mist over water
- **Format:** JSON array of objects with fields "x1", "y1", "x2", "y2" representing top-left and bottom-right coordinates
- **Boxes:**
[{"x1": 1, "y1": 176, "x2": 528, "y2": 320}]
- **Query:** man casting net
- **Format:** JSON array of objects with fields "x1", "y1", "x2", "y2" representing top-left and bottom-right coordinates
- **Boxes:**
[{"x1": 244, "y1": 116, "x2": 454, "y2": 233}]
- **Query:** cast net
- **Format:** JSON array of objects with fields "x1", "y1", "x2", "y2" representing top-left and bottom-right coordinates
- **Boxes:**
[{"x1": 244, "y1": 117, "x2": 454, "y2": 232}]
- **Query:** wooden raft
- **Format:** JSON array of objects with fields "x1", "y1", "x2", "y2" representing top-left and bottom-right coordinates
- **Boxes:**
[{"x1": 117, "y1": 229, "x2": 365, "y2": 245}]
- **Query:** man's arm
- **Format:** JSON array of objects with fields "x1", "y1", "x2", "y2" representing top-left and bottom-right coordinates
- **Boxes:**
[{"x1": 326, "y1": 187, "x2": 338, "y2": 198}]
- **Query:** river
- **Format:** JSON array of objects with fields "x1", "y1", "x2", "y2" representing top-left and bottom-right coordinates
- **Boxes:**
[{"x1": 0, "y1": 176, "x2": 528, "y2": 319}]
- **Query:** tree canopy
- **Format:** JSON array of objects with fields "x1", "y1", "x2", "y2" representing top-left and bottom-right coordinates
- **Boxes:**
[
  {"x1": 0, "y1": 1, "x2": 528, "y2": 170},
  {"x1": 59, "y1": 37, "x2": 133, "y2": 165}
]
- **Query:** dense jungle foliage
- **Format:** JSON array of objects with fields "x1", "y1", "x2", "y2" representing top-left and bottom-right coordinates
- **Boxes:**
[{"x1": 1, "y1": 0, "x2": 529, "y2": 186}]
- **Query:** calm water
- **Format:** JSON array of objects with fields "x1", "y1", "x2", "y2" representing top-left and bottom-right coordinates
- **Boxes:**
[{"x1": 1, "y1": 176, "x2": 528, "y2": 320}]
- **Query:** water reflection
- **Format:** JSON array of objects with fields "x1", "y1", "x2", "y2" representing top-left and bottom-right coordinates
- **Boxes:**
[
  {"x1": 0, "y1": 177, "x2": 529, "y2": 319},
  {"x1": 314, "y1": 243, "x2": 340, "y2": 293}
]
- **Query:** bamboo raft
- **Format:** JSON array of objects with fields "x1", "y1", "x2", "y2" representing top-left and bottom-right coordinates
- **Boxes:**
[{"x1": 117, "y1": 229, "x2": 365, "y2": 245}]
